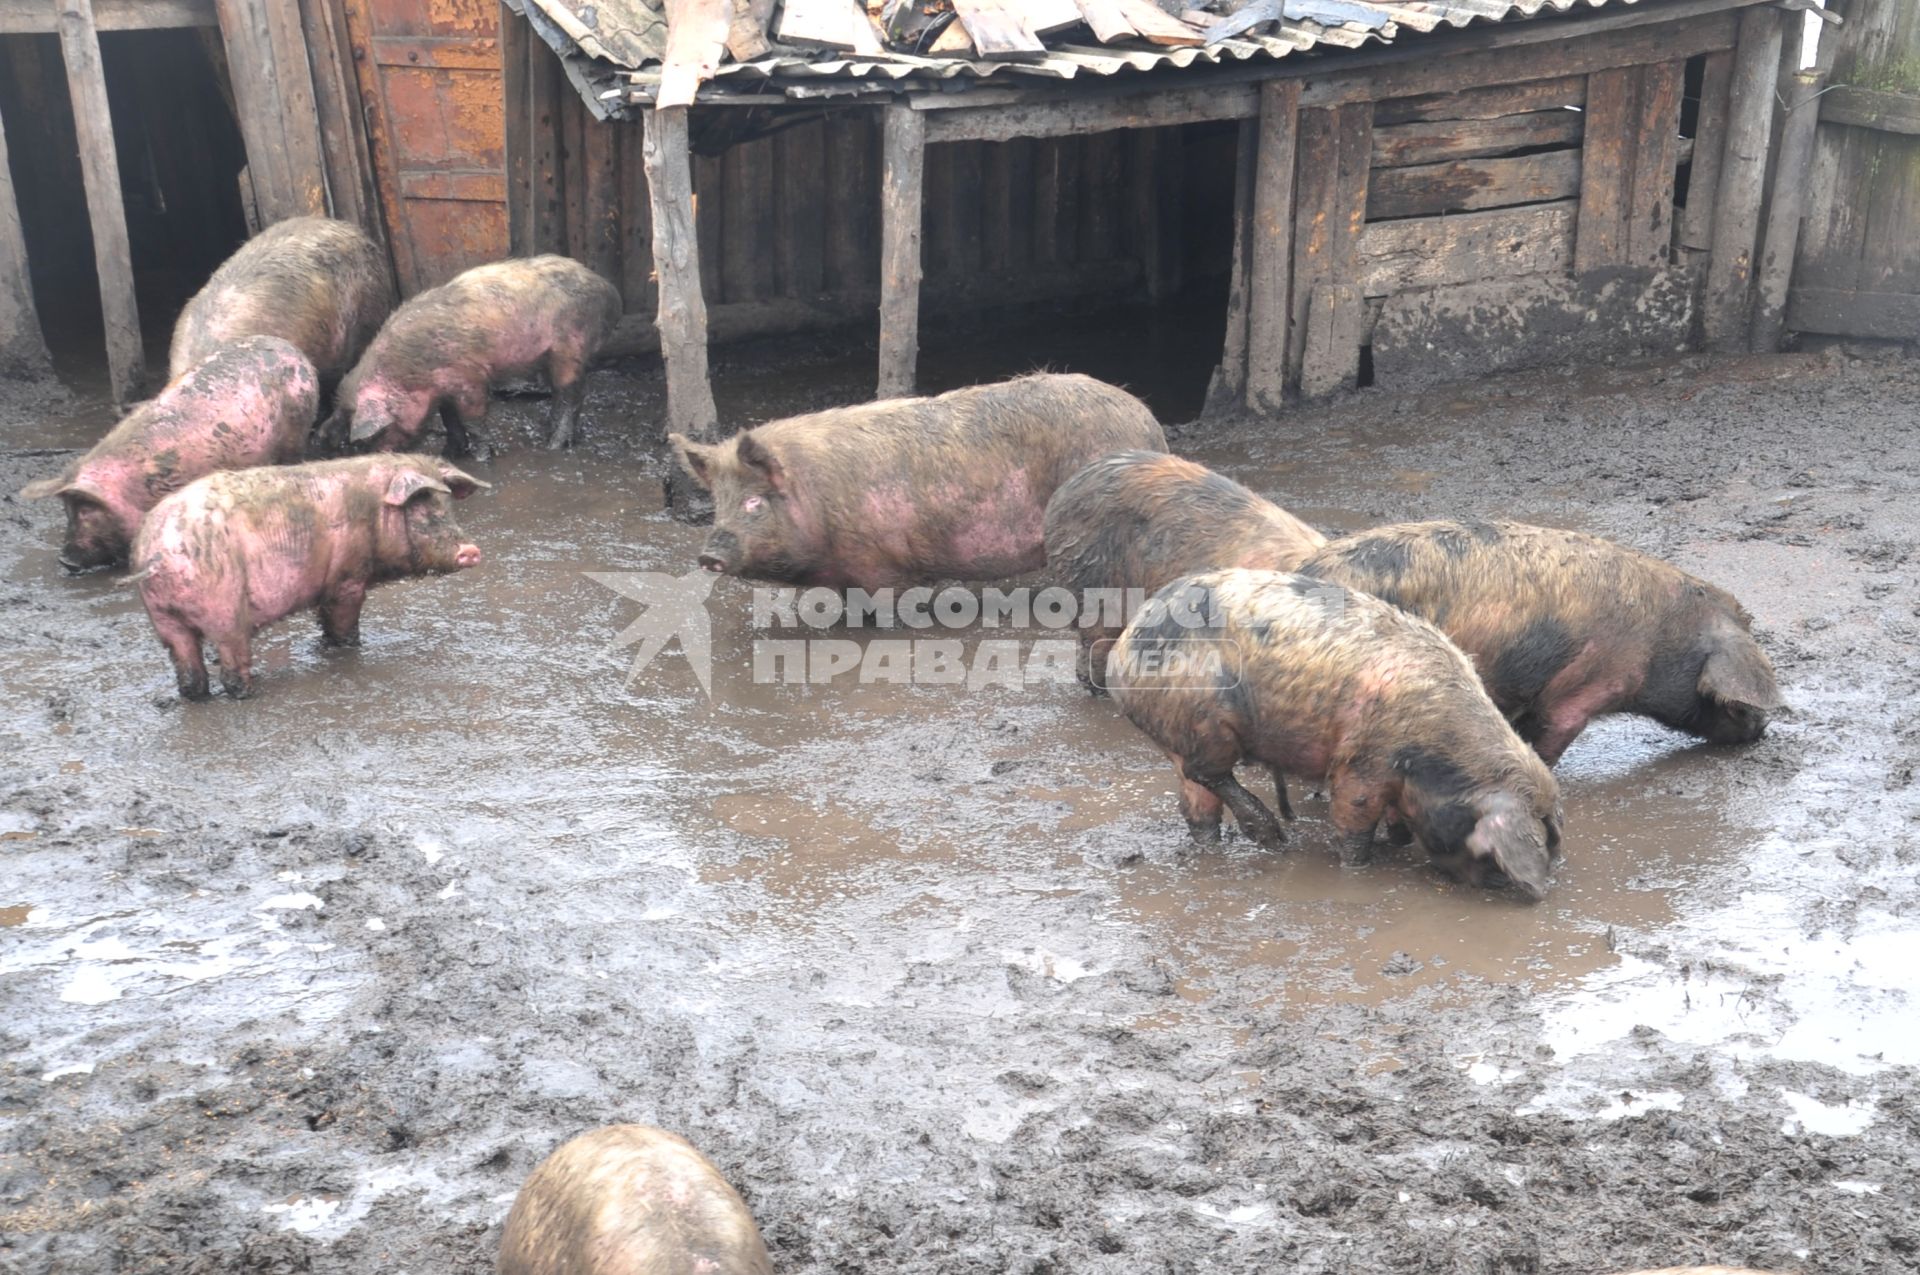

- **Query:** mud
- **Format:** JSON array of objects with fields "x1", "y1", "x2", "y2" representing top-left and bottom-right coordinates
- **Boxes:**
[{"x1": 2, "y1": 331, "x2": 1917, "y2": 1274}]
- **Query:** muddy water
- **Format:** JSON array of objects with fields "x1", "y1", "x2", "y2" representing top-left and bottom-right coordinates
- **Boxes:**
[{"x1": 3, "y1": 344, "x2": 1918, "y2": 1273}]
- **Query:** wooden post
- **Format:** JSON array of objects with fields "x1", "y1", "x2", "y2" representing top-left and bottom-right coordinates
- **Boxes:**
[
  {"x1": 582, "y1": 115, "x2": 622, "y2": 287},
  {"x1": 1245, "y1": 79, "x2": 1300, "y2": 414},
  {"x1": 529, "y1": 33, "x2": 565, "y2": 255},
  {"x1": 877, "y1": 103, "x2": 925, "y2": 400},
  {"x1": 1287, "y1": 98, "x2": 1369, "y2": 400},
  {"x1": 0, "y1": 100, "x2": 51, "y2": 379},
  {"x1": 502, "y1": 3, "x2": 531, "y2": 256},
  {"x1": 1703, "y1": 5, "x2": 1785, "y2": 350},
  {"x1": 643, "y1": 105, "x2": 719, "y2": 518},
  {"x1": 58, "y1": 0, "x2": 144, "y2": 404},
  {"x1": 261, "y1": 1, "x2": 329, "y2": 215},
  {"x1": 1751, "y1": 69, "x2": 1824, "y2": 351},
  {"x1": 301, "y1": 0, "x2": 389, "y2": 263},
  {"x1": 1205, "y1": 118, "x2": 1256, "y2": 415},
  {"x1": 1679, "y1": 48, "x2": 1735, "y2": 255}
]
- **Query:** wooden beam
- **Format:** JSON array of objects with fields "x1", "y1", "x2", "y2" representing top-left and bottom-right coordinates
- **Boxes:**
[
  {"x1": 1372, "y1": 76, "x2": 1585, "y2": 126},
  {"x1": 877, "y1": 104, "x2": 926, "y2": 400},
  {"x1": 642, "y1": 106, "x2": 718, "y2": 484},
  {"x1": 1285, "y1": 100, "x2": 1368, "y2": 391},
  {"x1": 0, "y1": 0, "x2": 215, "y2": 33},
  {"x1": 59, "y1": 0, "x2": 144, "y2": 404},
  {"x1": 1820, "y1": 84, "x2": 1920, "y2": 136},
  {"x1": 214, "y1": 0, "x2": 294, "y2": 221},
  {"x1": 1703, "y1": 5, "x2": 1784, "y2": 350},
  {"x1": 0, "y1": 96, "x2": 51, "y2": 378},
  {"x1": 303, "y1": 0, "x2": 386, "y2": 256},
  {"x1": 582, "y1": 115, "x2": 622, "y2": 290},
  {"x1": 1369, "y1": 149, "x2": 1582, "y2": 221},
  {"x1": 1299, "y1": 282, "x2": 1363, "y2": 400},
  {"x1": 952, "y1": 0, "x2": 1044, "y2": 58},
  {"x1": 1355, "y1": 201, "x2": 1578, "y2": 297},
  {"x1": 1298, "y1": 8, "x2": 1743, "y2": 108},
  {"x1": 1206, "y1": 117, "x2": 1257, "y2": 414},
  {"x1": 1372, "y1": 110, "x2": 1584, "y2": 169},
  {"x1": 528, "y1": 30, "x2": 566, "y2": 256},
  {"x1": 922, "y1": 84, "x2": 1256, "y2": 144},
  {"x1": 1679, "y1": 47, "x2": 1734, "y2": 253},
  {"x1": 1576, "y1": 66, "x2": 1637, "y2": 272},
  {"x1": 262, "y1": 0, "x2": 328, "y2": 215},
  {"x1": 1751, "y1": 70, "x2": 1824, "y2": 350},
  {"x1": 1626, "y1": 59, "x2": 1683, "y2": 265},
  {"x1": 1246, "y1": 79, "x2": 1299, "y2": 413},
  {"x1": 1786, "y1": 287, "x2": 1920, "y2": 340},
  {"x1": 501, "y1": 2, "x2": 531, "y2": 256}
]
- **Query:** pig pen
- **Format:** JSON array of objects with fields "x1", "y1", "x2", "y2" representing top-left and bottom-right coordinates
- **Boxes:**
[{"x1": 1, "y1": 335, "x2": 1917, "y2": 1274}]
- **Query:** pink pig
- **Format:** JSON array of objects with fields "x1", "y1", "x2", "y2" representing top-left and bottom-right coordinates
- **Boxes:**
[
  {"x1": 128, "y1": 454, "x2": 487, "y2": 700},
  {"x1": 21, "y1": 336, "x2": 317, "y2": 572}
]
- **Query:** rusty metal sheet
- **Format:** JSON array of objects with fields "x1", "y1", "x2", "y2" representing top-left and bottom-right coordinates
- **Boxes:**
[{"x1": 342, "y1": 0, "x2": 509, "y2": 293}]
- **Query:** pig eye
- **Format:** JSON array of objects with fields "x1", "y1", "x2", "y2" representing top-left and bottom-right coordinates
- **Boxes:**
[{"x1": 741, "y1": 494, "x2": 765, "y2": 513}]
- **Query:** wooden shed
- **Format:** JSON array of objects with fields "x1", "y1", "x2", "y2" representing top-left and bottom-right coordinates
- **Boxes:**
[{"x1": 496, "y1": 0, "x2": 1823, "y2": 465}]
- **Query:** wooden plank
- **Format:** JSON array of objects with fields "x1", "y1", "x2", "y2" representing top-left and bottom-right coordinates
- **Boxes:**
[
  {"x1": 1285, "y1": 100, "x2": 1368, "y2": 388},
  {"x1": 1019, "y1": 0, "x2": 1083, "y2": 35},
  {"x1": 723, "y1": 136, "x2": 776, "y2": 302},
  {"x1": 929, "y1": 19, "x2": 974, "y2": 55},
  {"x1": 215, "y1": 0, "x2": 293, "y2": 221},
  {"x1": 923, "y1": 85, "x2": 1256, "y2": 143},
  {"x1": 1080, "y1": 131, "x2": 1122, "y2": 262},
  {"x1": 1785, "y1": 287, "x2": 1920, "y2": 340},
  {"x1": 1299, "y1": 282, "x2": 1363, "y2": 399},
  {"x1": 1129, "y1": 130, "x2": 1168, "y2": 299},
  {"x1": 1751, "y1": 71, "x2": 1823, "y2": 350},
  {"x1": 642, "y1": 106, "x2": 719, "y2": 480},
  {"x1": 58, "y1": 0, "x2": 143, "y2": 404},
  {"x1": 1207, "y1": 118, "x2": 1257, "y2": 414},
  {"x1": 1243, "y1": 81, "x2": 1297, "y2": 411},
  {"x1": 1299, "y1": 10, "x2": 1742, "y2": 109},
  {"x1": 1703, "y1": 4, "x2": 1783, "y2": 351},
  {"x1": 582, "y1": 115, "x2": 622, "y2": 291},
  {"x1": 0, "y1": 0, "x2": 215, "y2": 33},
  {"x1": 878, "y1": 104, "x2": 926, "y2": 399},
  {"x1": 983, "y1": 136, "x2": 1015, "y2": 272},
  {"x1": 303, "y1": 0, "x2": 384, "y2": 250},
  {"x1": 1627, "y1": 59, "x2": 1684, "y2": 265},
  {"x1": 1032, "y1": 137, "x2": 1063, "y2": 264},
  {"x1": 1355, "y1": 201, "x2": 1578, "y2": 297},
  {"x1": 527, "y1": 27, "x2": 566, "y2": 255},
  {"x1": 562, "y1": 89, "x2": 588, "y2": 266},
  {"x1": 501, "y1": 3, "x2": 531, "y2": 256},
  {"x1": 951, "y1": 0, "x2": 1044, "y2": 60},
  {"x1": 1368, "y1": 149, "x2": 1581, "y2": 220},
  {"x1": 778, "y1": 119, "x2": 828, "y2": 297},
  {"x1": 1576, "y1": 66, "x2": 1637, "y2": 273},
  {"x1": 1822, "y1": 85, "x2": 1920, "y2": 136},
  {"x1": 1074, "y1": 0, "x2": 1136, "y2": 45},
  {"x1": 0, "y1": 96, "x2": 50, "y2": 378},
  {"x1": 1372, "y1": 110, "x2": 1584, "y2": 169},
  {"x1": 726, "y1": 0, "x2": 772, "y2": 61},
  {"x1": 1285, "y1": 106, "x2": 1338, "y2": 392},
  {"x1": 262, "y1": 0, "x2": 327, "y2": 216},
  {"x1": 619, "y1": 121, "x2": 656, "y2": 315},
  {"x1": 694, "y1": 150, "x2": 724, "y2": 302},
  {"x1": 1113, "y1": 0, "x2": 1203, "y2": 47},
  {"x1": 1372, "y1": 75, "x2": 1585, "y2": 126},
  {"x1": 661, "y1": 0, "x2": 731, "y2": 107},
  {"x1": 951, "y1": 141, "x2": 987, "y2": 276},
  {"x1": 824, "y1": 111, "x2": 875, "y2": 291},
  {"x1": 1004, "y1": 135, "x2": 1035, "y2": 276},
  {"x1": 1679, "y1": 47, "x2": 1734, "y2": 252}
]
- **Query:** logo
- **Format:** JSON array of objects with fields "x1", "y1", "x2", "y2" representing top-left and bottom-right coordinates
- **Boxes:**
[{"x1": 586, "y1": 569, "x2": 720, "y2": 695}]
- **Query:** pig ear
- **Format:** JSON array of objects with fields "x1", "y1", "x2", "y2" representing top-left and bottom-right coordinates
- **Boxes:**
[
  {"x1": 668, "y1": 433, "x2": 716, "y2": 490},
  {"x1": 384, "y1": 469, "x2": 451, "y2": 507},
  {"x1": 434, "y1": 462, "x2": 492, "y2": 499},
  {"x1": 1700, "y1": 638, "x2": 1783, "y2": 712},
  {"x1": 734, "y1": 430, "x2": 785, "y2": 492},
  {"x1": 19, "y1": 468, "x2": 79, "y2": 500},
  {"x1": 1465, "y1": 794, "x2": 1552, "y2": 902},
  {"x1": 347, "y1": 404, "x2": 388, "y2": 445}
]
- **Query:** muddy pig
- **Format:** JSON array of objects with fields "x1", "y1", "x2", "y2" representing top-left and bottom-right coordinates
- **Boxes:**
[
  {"x1": 497, "y1": 1125, "x2": 772, "y2": 1275},
  {"x1": 1045, "y1": 450, "x2": 1327, "y2": 696},
  {"x1": 1107, "y1": 569, "x2": 1563, "y2": 899},
  {"x1": 327, "y1": 255, "x2": 621, "y2": 456},
  {"x1": 20, "y1": 336, "x2": 318, "y2": 572},
  {"x1": 1296, "y1": 520, "x2": 1782, "y2": 763},
  {"x1": 128, "y1": 454, "x2": 486, "y2": 700},
  {"x1": 168, "y1": 216, "x2": 392, "y2": 383},
  {"x1": 670, "y1": 372, "x2": 1168, "y2": 589}
]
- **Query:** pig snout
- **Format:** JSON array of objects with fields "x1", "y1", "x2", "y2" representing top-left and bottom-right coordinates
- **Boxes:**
[
  {"x1": 455, "y1": 543, "x2": 482, "y2": 569},
  {"x1": 699, "y1": 529, "x2": 740, "y2": 574}
]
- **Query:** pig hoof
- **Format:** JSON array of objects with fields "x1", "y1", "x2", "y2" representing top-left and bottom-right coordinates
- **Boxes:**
[
  {"x1": 545, "y1": 427, "x2": 573, "y2": 450},
  {"x1": 322, "y1": 633, "x2": 361, "y2": 649},
  {"x1": 1186, "y1": 821, "x2": 1222, "y2": 845}
]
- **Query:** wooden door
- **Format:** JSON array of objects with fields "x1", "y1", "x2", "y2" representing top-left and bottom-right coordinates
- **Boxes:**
[
  {"x1": 341, "y1": 0, "x2": 508, "y2": 295},
  {"x1": 1792, "y1": 0, "x2": 1920, "y2": 339}
]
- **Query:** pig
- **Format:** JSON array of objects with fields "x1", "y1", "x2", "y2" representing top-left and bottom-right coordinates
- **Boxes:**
[
  {"x1": 168, "y1": 216, "x2": 393, "y2": 383},
  {"x1": 1106, "y1": 569, "x2": 1563, "y2": 899},
  {"x1": 1044, "y1": 450, "x2": 1327, "y2": 696},
  {"x1": 497, "y1": 1125, "x2": 772, "y2": 1275},
  {"x1": 670, "y1": 372, "x2": 1168, "y2": 589},
  {"x1": 1295, "y1": 520, "x2": 1782, "y2": 764},
  {"x1": 326, "y1": 255, "x2": 622, "y2": 456},
  {"x1": 127, "y1": 454, "x2": 486, "y2": 700},
  {"x1": 19, "y1": 336, "x2": 318, "y2": 572}
]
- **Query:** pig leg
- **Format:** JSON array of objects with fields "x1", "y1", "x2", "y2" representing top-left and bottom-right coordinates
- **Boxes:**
[
  {"x1": 1327, "y1": 765, "x2": 1390, "y2": 867},
  {"x1": 1264, "y1": 766, "x2": 1297, "y2": 821},
  {"x1": 1196, "y1": 770, "x2": 1286, "y2": 848},
  {"x1": 319, "y1": 581, "x2": 368, "y2": 647},
  {"x1": 1170, "y1": 755, "x2": 1224, "y2": 842},
  {"x1": 543, "y1": 352, "x2": 589, "y2": 450},
  {"x1": 1078, "y1": 632, "x2": 1117, "y2": 697},
  {"x1": 152, "y1": 612, "x2": 210, "y2": 701},
  {"x1": 214, "y1": 632, "x2": 256, "y2": 700}
]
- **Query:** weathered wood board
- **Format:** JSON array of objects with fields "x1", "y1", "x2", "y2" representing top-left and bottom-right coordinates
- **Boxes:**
[
  {"x1": 1355, "y1": 200, "x2": 1577, "y2": 297},
  {"x1": 0, "y1": 99, "x2": 50, "y2": 377},
  {"x1": 952, "y1": 0, "x2": 1044, "y2": 58},
  {"x1": 1368, "y1": 149, "x2": 1582, "y2": 220},
  {"x1": 1371, "y1": 110, "x2": 1583, "y2": 168},
  {"x1": 1372, "y1": 75, "x2": 1586, "y2": 126}
]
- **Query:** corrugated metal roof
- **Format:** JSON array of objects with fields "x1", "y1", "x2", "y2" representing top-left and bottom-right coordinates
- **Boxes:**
[{"x1": 516, "y1": 0, "x2": 1668, "y2": 110}]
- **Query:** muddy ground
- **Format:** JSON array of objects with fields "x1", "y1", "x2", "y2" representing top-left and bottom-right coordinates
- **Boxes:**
[{"x1": 1, "y1": 320, "x2": 1917, "y2": 1275}]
